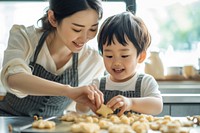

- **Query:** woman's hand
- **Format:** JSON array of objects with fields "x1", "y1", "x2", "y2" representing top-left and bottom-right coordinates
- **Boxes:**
[
  {"x1": 76, "y1": 103, "x2": 90, "y2": 114},
  {"x1": 67, "y1": 85, "x2": 104, "y2": 112},
  {"x1": 106, "y1": 95, "x2": 132, "y2": 116}
]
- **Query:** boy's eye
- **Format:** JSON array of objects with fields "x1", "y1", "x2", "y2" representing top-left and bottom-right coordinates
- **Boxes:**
[
  {"x1": 122, "y1": 55, "x2": 129, "y2": 58},
  {"x1": 106, "y1": 56, "x2": 113, "y2": 58}
]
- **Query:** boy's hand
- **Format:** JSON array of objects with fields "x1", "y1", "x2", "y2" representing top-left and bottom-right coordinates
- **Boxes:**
[{"x1": 106, "y1": 95, "x2": 132, "y2": 116}]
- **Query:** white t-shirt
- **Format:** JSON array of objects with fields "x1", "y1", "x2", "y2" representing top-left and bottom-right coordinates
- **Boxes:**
[
  {"x1": 1, "y1": 25, "x2": 105, "y2": 98},
  {"x1": 92, "y1": 72, "x2": 162, "y2": 98}
]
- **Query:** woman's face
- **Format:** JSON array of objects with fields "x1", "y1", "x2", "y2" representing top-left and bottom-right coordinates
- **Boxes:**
[
  {"x1": 103, "y1": 37, "x2": 140, "y2": 82},
  {"x1": 55, "y1": 9, "x2": 99, "y2": 52}
]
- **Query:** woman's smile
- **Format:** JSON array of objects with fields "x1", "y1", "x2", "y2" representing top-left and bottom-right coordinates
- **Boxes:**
[{"x1": 73, "y1": 41, "x2": 84, "y2": 49}]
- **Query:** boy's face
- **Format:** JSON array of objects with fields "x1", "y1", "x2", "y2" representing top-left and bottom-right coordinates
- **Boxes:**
[{"x1": 102, "y1": 37, "x2": 141, "y2": 82}]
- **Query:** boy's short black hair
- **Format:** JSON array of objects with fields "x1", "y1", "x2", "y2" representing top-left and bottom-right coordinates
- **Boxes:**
[{"x1": 98, "y1": 11, "x2": 151, "y2": 56}]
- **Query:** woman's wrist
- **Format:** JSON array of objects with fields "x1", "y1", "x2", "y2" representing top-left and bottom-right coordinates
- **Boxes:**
[
  {"x1": 76, "y1": 103, "x2": 90, "y2": 114},
  {"x1": 60, "y1": 84, "x2": 73, "y2": 97}
]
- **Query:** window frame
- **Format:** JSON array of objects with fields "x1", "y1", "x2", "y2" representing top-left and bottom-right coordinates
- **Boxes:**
[{"x1": 0, "y1": 0, "x2": 136, "y2": 13}]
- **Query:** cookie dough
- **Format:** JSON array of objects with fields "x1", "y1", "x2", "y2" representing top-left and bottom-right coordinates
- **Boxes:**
[
  {"x1": 32, "y1": 119, "x2": 56, "y2": 129},
  {"x1": 96, "y1": 104, "x2": 113, "y2": 117},
  {"x1": 71, "y1": 122, "x2": 100, "y2": 133}
]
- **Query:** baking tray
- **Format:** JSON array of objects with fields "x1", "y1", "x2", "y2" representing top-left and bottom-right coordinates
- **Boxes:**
[
  {"x1": 19, "y1": 117, "x2": 109, "y2": 133},
  {"x1": 16, "y1": 117, "x2": 200, "y2": 133}
]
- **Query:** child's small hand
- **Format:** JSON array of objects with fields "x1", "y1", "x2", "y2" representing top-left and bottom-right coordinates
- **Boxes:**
[{"x1": 106, "y1": 95, "x2": 132, "y2": 116}]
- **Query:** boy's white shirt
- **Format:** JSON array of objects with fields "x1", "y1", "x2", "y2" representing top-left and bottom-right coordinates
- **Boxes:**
[
  {"x1": 92, "y1": 72, "x2": 162, "y2": 99},
  {"x1": 1, "y1": 25, "x2": 105, "y2": 98}
]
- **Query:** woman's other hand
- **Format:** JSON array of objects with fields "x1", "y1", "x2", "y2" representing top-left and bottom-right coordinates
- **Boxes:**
[{"x1": 68, "y1": 85, "x2": 104, "y2": 112}]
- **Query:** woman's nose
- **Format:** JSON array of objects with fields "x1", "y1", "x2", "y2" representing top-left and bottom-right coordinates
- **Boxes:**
[{"x1": 79, "y1": 31, "x2": 90, "y2": 43}]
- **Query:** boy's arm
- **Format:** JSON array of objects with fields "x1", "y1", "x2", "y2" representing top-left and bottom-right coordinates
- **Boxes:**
[
  {"x1": 107, "y1": 95, "x2": 163, "y2": 116},
  {"x1": 129, "y1": 97, "x2": 163, "y2": 115}
]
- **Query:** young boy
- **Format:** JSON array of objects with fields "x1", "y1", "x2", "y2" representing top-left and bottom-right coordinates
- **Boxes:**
[{"x1": 76, "y1": 11, "x2": 163, "y2": 116}]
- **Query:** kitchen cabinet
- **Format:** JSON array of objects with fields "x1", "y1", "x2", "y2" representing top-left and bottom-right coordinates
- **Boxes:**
[
  {"x1": 157, "y1": 103, "x2": 200, "y2": 117},
  {"x1": 157, "y1": 81, "x2": 200, "y2": 117},
  {"x1": 157, "y1": 104, "x2": 170, "y2": 116},
  {"x1": 171, "y1": 103, "x2": 200, "y2": 116}
]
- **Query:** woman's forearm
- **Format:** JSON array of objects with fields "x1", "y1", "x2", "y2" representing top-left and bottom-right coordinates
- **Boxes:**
[
  {"x1": 7, "y1": 72, "x2": 69, "y2": 96},
  {"x1": 130, "y1": 97, "x2": 163, "y2": 115}
]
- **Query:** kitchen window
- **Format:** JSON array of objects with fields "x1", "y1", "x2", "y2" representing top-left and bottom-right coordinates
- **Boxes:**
[{"x1": 136, "y1": 0, "x2": 200, "y2": 70}]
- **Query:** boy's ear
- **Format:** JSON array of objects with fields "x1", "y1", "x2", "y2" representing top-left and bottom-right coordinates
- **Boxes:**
[
  {"x1": 48, "y1": 10, "x2": 57, "y2": 27},
  {"x1": 138, "y1": 51, "x2": 146, "y2": 63}
]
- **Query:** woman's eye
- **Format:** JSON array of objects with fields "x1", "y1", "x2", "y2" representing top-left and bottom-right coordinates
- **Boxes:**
[
  {"x1": 122, "y1": 55, "x2": 129, "y2": 58},
  {"x1": 73, "y1": 29, "x2": 81, "y2": 32},
  {"x1": 90, "y1": 29, "x2": 97, "y2": 32}
]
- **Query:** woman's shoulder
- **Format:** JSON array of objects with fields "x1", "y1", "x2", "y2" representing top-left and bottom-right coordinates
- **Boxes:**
[
  {"x1": 10, "y1": 24, "x2": 37, "y2": 33},
  {"x1": 9, "y1": 24, "x2": 42, "y2": 47}
]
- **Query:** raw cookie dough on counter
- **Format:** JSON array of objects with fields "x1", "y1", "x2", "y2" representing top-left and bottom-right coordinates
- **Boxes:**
[
  {"x1": 29, "y1": 112, "x2": 200, "y2": 133},
  {"x1": 32, "y1": 116, "x2": 56, "y2": 129},
  {"x1": 59, "y1": 111, "x2": 196, "y2": 133}
]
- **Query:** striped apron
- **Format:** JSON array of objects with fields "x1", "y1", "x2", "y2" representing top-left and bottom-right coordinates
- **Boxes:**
[
  {"x1": 99, "y1": 74, "x2": 144, "y2": 114},
  {"x1": 0, "y1": 31, "x2": 78, "y2": 117}
]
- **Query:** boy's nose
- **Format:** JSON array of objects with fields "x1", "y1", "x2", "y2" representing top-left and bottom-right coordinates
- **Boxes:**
[{"x1": 114, "y1": 62, "x2": 121, "y2": 66}]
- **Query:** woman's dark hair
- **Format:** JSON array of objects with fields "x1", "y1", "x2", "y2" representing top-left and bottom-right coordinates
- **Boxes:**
[
  {"x1": 38, "y1": 0, "x2": 103, "y2": 32},
  {"x1": 98, "y1": 11, "x2": 151, "y2": 57}
]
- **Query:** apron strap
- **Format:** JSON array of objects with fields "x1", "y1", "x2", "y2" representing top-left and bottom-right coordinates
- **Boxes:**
[
  {"x1": 135, "y1": 74, "x2": 144, "y2": 97},
  {"x1": 72, "y1": 53, "x2": 78, "y2": 69},
  {"x1": 99, "y1": 77, "x2": 106, "y2": 91},
  {"x1": 32, "y1": 31, "x2": 49, "y2": 64}
]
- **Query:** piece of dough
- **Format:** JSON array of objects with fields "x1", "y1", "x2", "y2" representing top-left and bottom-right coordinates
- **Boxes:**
[
  {"x1": 108, "y1": 124, "x2": 135, "y2": 133},
  {"x1": 96, "y1": 104, "x2": 113, "y2": 117},
  {"x1": 60, "y1": 111, "x2": 80, "y2": 122},
  {"x1": 71, "y1": 122, "x2": 100, "y2": 133},
  {"x1": 98, "y1": 119, "x2": 114, "y2": 129},
  {"x1": 32, "y1": 119, "x2": 56, "y2": 129}
]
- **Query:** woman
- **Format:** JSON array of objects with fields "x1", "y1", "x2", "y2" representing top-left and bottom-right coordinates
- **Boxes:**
[{"x1": 0, "y1": 0, "x2": 105, "y2": 117}]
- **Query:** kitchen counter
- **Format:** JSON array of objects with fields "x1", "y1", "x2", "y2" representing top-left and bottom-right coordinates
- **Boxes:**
[
  {"x1": 162, "y1": 94, "x2": 200, "y2": 103},
  {"x1": 0, "y1": 116, "x2": 34, "y2": 133},
  {"x1": 0, "y1": 116, "x2": 56, "y2": 133},
  {"x1": 1, "y1": 116, "x2": 200, "y2": 133},
  {"x1": 158, "y1": 81, "x2": 200, "y2": 103}
]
